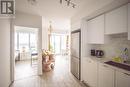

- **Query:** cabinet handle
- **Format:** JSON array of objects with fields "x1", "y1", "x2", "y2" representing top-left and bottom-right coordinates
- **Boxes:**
[
  {"x1": 124, "y1": 73, "x2": 130, "y2": 76},
  {"x1": 103, "y1": 65, "x2": 108, "y2": 68},
  {"x1": 88, "y1": 60, "x2": 91, "y2": 63}
]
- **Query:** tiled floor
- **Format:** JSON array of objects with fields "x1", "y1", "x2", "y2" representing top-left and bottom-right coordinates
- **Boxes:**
[{"x1": 11, "y1": 55, "x2": 86, "y2": 87}]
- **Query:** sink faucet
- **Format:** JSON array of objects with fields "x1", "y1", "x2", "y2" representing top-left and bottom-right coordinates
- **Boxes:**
[{"x1": 121, "y1": 48, "x2": 129, "y2": 62}]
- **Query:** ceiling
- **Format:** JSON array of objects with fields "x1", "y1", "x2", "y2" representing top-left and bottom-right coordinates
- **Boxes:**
[
  {"x1": 16, "y1": 0, "x2": 89, "y2": 19},
  {"x1": 15, "y1": 0, "x2": 93, "y2": 30},
  {"x1": 16, "y1": 0, "x2": 119, "y2": 30}
]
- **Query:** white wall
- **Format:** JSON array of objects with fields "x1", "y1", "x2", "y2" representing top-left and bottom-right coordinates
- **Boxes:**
[
  {"x1": 80, "y1": 20, "x2": 88, "y2": 81},
  {"x1": 11, "y1": 12, "x2": 43, "y2": 80},
  {"x1": 42, "y1": 17, "x2": 49, "y2": 50},
  {"x1": 14, "y1": 12, "x2": 42, "y2": 28},
  {"x1": 71, "y1": 20, "x2": 81, "y2": 31},
  {"x1": 0, "y1": 19, "x2": 11, "y2": 87},
  {"x1": 52, "y1": 29, "x2": 69, "y2": 34}
]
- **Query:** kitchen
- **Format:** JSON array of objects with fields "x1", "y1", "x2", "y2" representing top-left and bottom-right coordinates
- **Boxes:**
[
  {"x1": 71, "y1": 2, "x2": 130, "y2": 87},
  {"x1": 1, "y1": 0, "x2": 130, "y2": 87}
]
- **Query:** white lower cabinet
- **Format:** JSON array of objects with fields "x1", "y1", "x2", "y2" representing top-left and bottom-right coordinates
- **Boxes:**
[
  {"x1": 83, "y1": 58, "x2": 98, "y2": 87},
  {"x1": 83, "y1": 58, "x2": 130, "y2": 87},
  {"x1": 98, "y1": 63, "x2": 115, "y2": 87},
  {"x1": 128, "y1": 3, "x2": 130, "y2": 40},
  {"x1": 116, "y1": 71, "x2": 130, "y2": 87}
]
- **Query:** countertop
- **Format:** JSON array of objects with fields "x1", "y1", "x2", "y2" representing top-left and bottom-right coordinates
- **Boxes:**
[{"x1": 83, "y1": 56, "x2": 130, "y2": 74}]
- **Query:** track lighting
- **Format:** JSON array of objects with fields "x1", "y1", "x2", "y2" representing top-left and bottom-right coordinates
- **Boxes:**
[{"x1": 60, "y1": 0, "x2": 76, "y2": 8}]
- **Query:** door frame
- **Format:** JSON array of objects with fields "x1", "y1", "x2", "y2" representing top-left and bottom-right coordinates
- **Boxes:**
[{"x1": 10, "y1": 24, "x2": 43, "y2": 82}]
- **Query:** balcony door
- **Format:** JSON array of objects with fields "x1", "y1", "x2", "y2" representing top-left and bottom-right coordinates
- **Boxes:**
[{"x1": 50, "y1": 34, "x2": 69, "y2": 55}]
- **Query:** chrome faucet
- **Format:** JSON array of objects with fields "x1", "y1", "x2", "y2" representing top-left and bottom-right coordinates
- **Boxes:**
[{"x1": 121, "y1": 48, "x2": 129, "y2": 63}]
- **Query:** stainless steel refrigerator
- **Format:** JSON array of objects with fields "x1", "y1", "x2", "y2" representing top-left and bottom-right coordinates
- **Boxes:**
[{"x1": 71, "y1": 29, "x2": 81, "y2": 80}]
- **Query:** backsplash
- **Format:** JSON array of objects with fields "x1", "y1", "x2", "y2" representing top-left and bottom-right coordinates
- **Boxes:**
[{"x1": 88, "y1": 33, "x2": 130, "y2": 59}]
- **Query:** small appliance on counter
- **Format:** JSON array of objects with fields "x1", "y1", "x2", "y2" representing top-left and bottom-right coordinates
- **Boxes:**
[
  {"x1": 91, "y1": 49, "x2": 96, "y2": 56},
  {"x1": 95, "y1": 50, "x2": 104, "y2": 58},
  {"x1": 91, "y1": 49, "x2": 104, "y2": 58}
]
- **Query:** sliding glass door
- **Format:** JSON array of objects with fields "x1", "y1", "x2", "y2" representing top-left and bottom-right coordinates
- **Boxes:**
[{"x1": 50, "y1": 34, "x2": 69, "y2": 55}]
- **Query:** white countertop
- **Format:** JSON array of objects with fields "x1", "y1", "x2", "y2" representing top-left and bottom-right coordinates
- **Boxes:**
[{"x1": 83, "y1": 56, "x2": 130, "y2": 74}]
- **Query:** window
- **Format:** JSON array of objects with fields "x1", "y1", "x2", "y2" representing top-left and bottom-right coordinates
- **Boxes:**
[
  {"x1": 19, "y1": 32, "x2": 29, "y2": 52},
  {"x1": 15, "y1": 32, "x2": 37, "y2": 53},
  {"x1": 50, "y1": 34, "x2": 69, "y2": 55},
  {"x1": 30, "y1": 33, "x2": 37, "y2": 52}
]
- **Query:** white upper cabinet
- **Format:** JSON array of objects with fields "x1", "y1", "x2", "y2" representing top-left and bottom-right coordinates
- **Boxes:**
[
  {"x1": 105, "y1": 5, "x2": 127, "y2": 34},
  {"x1": 87, "y1": 14, "x2": 105, "y2": 44},
  {"x1": 128, "y1": 3, "x2": 130, "y2": 40}
]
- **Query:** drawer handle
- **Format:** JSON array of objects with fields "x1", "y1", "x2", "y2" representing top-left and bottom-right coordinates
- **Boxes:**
[{"x1": 124, "y1": 73, "x2": 130, "y2": 76}]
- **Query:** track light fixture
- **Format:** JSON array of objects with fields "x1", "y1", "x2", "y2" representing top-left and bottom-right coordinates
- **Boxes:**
[
  {"x1": 60, "y1": 0, "x2": 76, "y2": 8},
  {"x1": 28, "y1": 0, "x2": 37, "y2": 5}
]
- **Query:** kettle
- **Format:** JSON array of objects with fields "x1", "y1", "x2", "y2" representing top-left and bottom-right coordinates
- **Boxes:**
[{"x1": 95, "y1": 50, "x2": 104, "y2": 58}]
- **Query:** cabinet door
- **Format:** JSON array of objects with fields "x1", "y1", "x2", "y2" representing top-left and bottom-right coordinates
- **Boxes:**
[
  {"x1": 87, "y1": 15, "x2": 104, "y2": 44},
  {"x1": 116, "y1": 71, "x2": 130, "y2": 87},
  {"x1": 84, "y1": 58, "x2": 98, "y2": 87},
  {"x1": 98, "y1": 63, "x2": 115, "y2": 87},
  {"x1": 105, "y1": 5, "x2": 127, "y2": 34},
  {"x1": 128, "y1": 3, "x2": 130, "y2": 40}
]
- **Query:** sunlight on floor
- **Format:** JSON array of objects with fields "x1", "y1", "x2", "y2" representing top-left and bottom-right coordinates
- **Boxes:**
[
  {"x1": 11, "y1": 55, "x2": 86, "y2": 87},
  {"x1": 15, "y1": 60, "x2": 38, "y2": 80}
]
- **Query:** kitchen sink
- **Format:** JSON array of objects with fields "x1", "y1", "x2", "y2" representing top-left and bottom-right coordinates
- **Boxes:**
[
  {"x1": 124, "y1": 61, "x2": 130, "y2": 64},
  {"x1": 105, "y1": 61, "x2": 130, "y2": 71}
]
